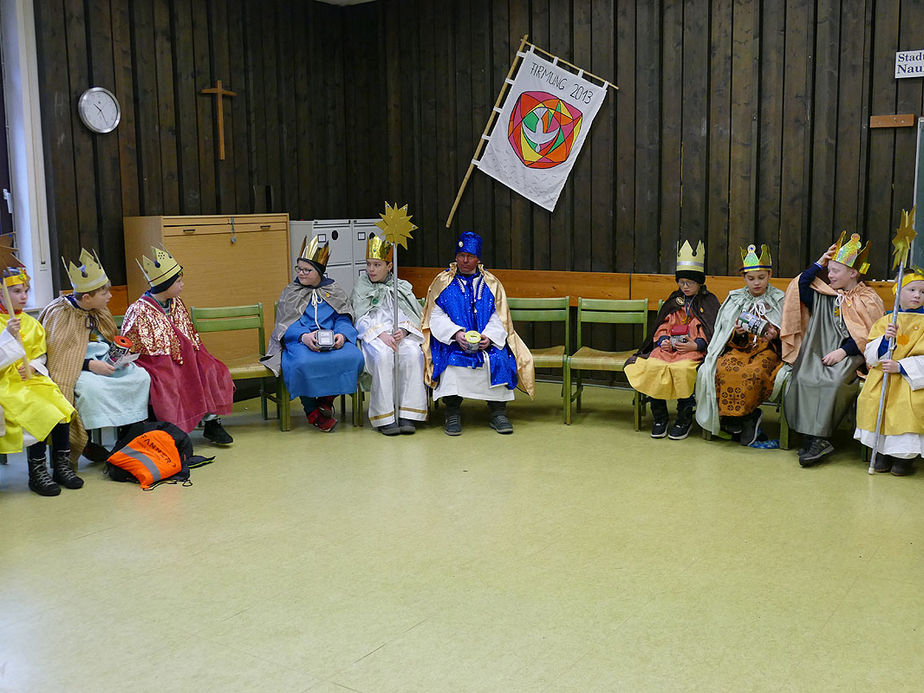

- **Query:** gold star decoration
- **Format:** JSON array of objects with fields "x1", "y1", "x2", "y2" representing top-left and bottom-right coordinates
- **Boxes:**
[
  {"x1": 0, "y1": 234, "x2": 24, "y2": 270},
  {"x1": 892, "y1": 206, "x2": 917, "y2": 270},
  {"x1": 375, "y1": 202, "x2": 417, "y2": 250}
]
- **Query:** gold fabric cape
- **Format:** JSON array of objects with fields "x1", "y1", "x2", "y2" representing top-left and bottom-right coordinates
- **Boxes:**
[
  {"x1": 780, "y1": 276, "x2": 884, "y2": 364},
  {"x1": 420, "y1": 263, "x2": 535, "y2": 397},
  {"x1": 38, "y1": 296, "x2": 117, "y2": 463}
]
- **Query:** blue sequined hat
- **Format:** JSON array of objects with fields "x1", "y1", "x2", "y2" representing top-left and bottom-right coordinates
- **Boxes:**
[{"x1": 456, "y1": 231, "x2": 483, "y2": 259}]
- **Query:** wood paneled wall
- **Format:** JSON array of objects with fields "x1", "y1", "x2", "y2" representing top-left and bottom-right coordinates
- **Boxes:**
[{"x1": 34, "y1": 0, "x2": 924, "y2": 289}]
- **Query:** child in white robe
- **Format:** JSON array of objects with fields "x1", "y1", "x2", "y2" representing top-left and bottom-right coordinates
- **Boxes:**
[{"x1": 351, "y1": 236, "x2": 427, "y2": 434}]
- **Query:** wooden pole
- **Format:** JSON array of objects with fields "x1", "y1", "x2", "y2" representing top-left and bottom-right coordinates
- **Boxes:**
[
  {"x1": 445, "y1": 34, "x2": 530, "y2": 229},
  {"x1": 0, "y1": 282, "x2": 31, "y2": 380}
]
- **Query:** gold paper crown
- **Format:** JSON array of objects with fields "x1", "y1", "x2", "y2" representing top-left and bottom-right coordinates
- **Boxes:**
[
  {"x1": 894, "y1": 266, "x2": 924, "y2": 295},
  {"x1": 63, "y1": 248, "x2": 109, "y2": 293},
  {"x1": 365, "y1": 234, "x2": 393, "y2": 262},
  {"x1": 298, "y1": 235, "x2": 331, "y2": 268},
  {"x1": 676, "y1": 240, "x2": 705, "y2": 273},
  {"x1": 739, "y1": 243, "x2": 772, "y2": 272},
  {"x1": 0, "y1": 235, "x2": 29, "y2": 287},
  {"x1": 136, "y1": 246, "x2": 182, "y2": 288},
  {"x1": 832, "y1": 231, "x2": 871, "y2": 275}
]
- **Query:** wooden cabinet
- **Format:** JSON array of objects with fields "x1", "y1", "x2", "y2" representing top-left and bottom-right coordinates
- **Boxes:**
[{"x1": 123, "y1": 214, "x2": 290, "y2": 362}]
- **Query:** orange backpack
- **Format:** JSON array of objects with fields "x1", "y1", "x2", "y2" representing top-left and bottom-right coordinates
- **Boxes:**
[{"x1": 107, "y1": 422, "x2": 212, "y2": 490}]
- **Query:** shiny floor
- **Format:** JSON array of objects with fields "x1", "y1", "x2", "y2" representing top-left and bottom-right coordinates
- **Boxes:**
[{"x1": 1, "y1": 383, "x2": 922, "y2": 692}]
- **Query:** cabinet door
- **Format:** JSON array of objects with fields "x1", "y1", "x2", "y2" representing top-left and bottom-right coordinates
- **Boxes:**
[{"x1": 165, "y1": 228, "x2": 289, "y2": 363}]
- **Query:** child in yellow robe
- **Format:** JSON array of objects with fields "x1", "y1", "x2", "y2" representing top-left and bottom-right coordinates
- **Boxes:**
[
  {"x1": 854, "y1": 271, "x2": 924, "y2": 476},
  {"x1": 0, "y1": 265, "x2": 78, "y2": 496}
]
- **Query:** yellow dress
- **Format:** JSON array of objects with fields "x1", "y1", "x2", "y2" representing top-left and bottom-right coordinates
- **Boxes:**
[
  {"x1": 0, "y1": 311, "x2": 75, "y2": 453},
  {"x1": 625, "y1": 311, "x2": 706, "y2": 400},
  {"x1": 856, "y1": 312, "x2": 924, "y2": 443}
]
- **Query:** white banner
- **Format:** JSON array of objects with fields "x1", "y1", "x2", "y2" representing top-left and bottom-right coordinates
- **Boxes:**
[{"x1": 476, "y1": 48, "x2": 608, "y2": 212}]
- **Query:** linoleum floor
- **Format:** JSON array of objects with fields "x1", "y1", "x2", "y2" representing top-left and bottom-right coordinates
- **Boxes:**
[{"x1": 1, "y1": 383, "x2": 922, "y2": 692}]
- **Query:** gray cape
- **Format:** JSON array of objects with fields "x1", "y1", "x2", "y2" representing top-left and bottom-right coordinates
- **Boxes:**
[{"x1": 260, "y1": 277, "x2": 354, "y2": 376}]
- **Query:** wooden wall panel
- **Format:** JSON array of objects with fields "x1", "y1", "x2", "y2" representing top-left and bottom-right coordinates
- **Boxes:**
[{"x1": 33, "y1": 0, "x2": 924, "y2": 292}]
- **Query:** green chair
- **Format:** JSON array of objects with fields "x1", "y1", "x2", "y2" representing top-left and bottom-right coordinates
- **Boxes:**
[
  {"x1": 568, "y1": 298, "x2": 649, "y2": 427},
  {"x1": 507, "y1": 296, "x2": 571, "y2": 423},
  {"x1": 190, "y1": 303, "x2": 290, "y2": 431}
]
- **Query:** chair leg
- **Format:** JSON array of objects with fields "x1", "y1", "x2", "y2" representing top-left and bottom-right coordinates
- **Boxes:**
[
  {"x1": 563, "y1": 359, "x2": 571, "y2": 425},
  {"x1": 353, "y1": 387, "x2": 363, "y2": 427},
  {"x1": 633, "y1": 391, "x2": 642, "y2": 431},
  {"x1": 260, "y1": 378, "x2": 268, "y2": 421},
  {"x1": 277, "y1": 378, "x2": 291, "y2": 432},
  {"x1": 779, "y1": 400, "x2": 789, "y2": 450}
]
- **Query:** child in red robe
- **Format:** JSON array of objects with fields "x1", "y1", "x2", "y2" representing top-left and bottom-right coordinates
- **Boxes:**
[{"x1": 121, "y1": 247, "x2": 234, "y2": 444}]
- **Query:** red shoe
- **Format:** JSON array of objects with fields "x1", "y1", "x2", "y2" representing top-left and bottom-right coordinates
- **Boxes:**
[
  {"x1": 313, "y1": 412, "x2": 337, "y2": 432},
  {"x1": 316, "y1": 396, "x2": 335, "y2": 419}
]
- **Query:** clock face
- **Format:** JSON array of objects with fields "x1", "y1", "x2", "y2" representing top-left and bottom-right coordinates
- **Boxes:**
[{"x1": 77, "y1": 87, "x2": 121, "y2": 134}]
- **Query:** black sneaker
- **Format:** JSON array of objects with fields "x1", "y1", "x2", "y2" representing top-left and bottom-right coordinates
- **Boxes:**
[
  {"x1": 738, "y1": 410, "x2": 763, "y2": 447},
  {"x1": 891, "y1": 458, "x2": 915, "y2": 476},
  {"x1": 668, "y1": 413, "x2": 694, "y2": 440},
  {"x1": 376, "y1": 422, "x2": 401, "y2": 436},
  {"x1": 203, "y1": 418, "x2": 234, "y2": 445},
  {"x1": 798, "y1": 437, "x2": 833, "y2": 467},
  {"x1": 489, "y1": 413, "x2": 514, "y2": 434},
  {"x1": 651, "y1": 419, "x2": 669, "y2": 438},
  {"x1": 398, "y1": 418, "x2": 417, "y2": 434},
  {"x1": 722, "y1": 416, "x2": 744, "y2": 435},
  {"x1": 444, "y1": 411, "x2": 462, "y2": 436}
]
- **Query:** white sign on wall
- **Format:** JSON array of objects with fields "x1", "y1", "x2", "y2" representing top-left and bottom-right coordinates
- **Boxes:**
[{"x1": 895, "y1": 49, "x2": 924, "y2": 78}]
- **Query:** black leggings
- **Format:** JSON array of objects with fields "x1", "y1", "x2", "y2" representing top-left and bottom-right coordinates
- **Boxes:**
[{"x1": 26, "y1": 422, "x2": 70, "y2": 460}]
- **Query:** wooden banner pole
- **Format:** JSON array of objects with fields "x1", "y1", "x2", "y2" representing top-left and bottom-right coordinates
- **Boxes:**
[
  {"x1": 527, "y1": 43, "x2": 619, "y2": 91},
  {"x1": 445, "y1": 34, "x2": 530, "y2": 229}
]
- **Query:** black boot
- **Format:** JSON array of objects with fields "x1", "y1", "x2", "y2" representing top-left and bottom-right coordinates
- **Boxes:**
[
  {"x1": 203, "y1": 418, "x2": 233, "y2": 445},
  {"x1": 443, "y1": 396, "x2": 462, "y2": 436},
  {"x1": 52, "y1": 451, "x2": 84, "y2": 490},
  {"x1": 487, "y1": 401, "x2": 513, "y2": 434},
  {"x1": 27, "y1": 455, "x2": 61, "y2": 496}
]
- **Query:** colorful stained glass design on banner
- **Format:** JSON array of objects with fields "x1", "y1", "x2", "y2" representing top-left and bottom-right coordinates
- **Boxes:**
[{"x1": 507, "y1": 91, "x2": 583, "y2": 169}]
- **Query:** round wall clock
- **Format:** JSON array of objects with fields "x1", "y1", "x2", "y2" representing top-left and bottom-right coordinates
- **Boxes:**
[{"x1": 77, "y1": 87, "x2": 121, "y2": 134}]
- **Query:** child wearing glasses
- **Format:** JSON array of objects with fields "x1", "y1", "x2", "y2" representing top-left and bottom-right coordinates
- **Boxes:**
[{"x1": 261, "y1": 237, "x2": 364, "y2": 432}]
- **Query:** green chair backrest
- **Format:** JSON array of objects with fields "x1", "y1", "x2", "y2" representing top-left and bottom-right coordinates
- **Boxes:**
[
  {"x1": 190, "y1": 303, "x2": 266, "y2": 355},
  {"x1": 508, "y1": 296, "x2": 571, "y2": 354},
  {"x1": 575, "y1": 298, "x2": 648, "y2": 351},
  {"x1": 112, "y1": 314, "x2": 124, "y2": 331}
]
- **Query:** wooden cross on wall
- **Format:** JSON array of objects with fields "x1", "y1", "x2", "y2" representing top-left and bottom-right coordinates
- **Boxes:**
[{"x1": 200, "y1": 79, "x2": 236, "y2": 160}]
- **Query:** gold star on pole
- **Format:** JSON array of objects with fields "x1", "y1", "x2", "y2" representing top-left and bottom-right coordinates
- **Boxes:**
[
  {"x1": 0, "y1": 234, "x2": 24, "y2": 271},
  {"x1": 892, "y1": 206, "x2": 917, "y2": 270},
  {"x1": 375, "y1": 202, "x2": 417, "y2": 250}
]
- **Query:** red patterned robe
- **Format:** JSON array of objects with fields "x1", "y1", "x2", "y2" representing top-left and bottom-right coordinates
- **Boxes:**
[{"x1": 122, "y1": 294, "x2": 233, "y2": 432}]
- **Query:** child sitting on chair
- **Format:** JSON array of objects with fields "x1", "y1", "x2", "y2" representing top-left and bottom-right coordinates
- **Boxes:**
[
  {"x1": 854, "y1": 270, "x2": 924, "y2": 476},
  {"x1": 351, "y1": 235, "x2": 426, "y2": 435},
  {"x1": 695, "y1": 244, "x2": 789, "y2": 446},
  {"x1": 121, "y1": 247, "x2": 234, "y2": 444},
  {"x1": 625, "y1": 240, "x2": 719, "y2": 440},
  {"x1": 39, "y1": 249, "x2": 150, "y2": 463},
  {"x1": 780, "y1": 232, "x2": 884, "y2": 467},
  {"x1": 261, "y1": 237, "x2": 364, "y2": 432},
  {"x1": 0, "y1": 243, "x2": 79, "y2": 496}
]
